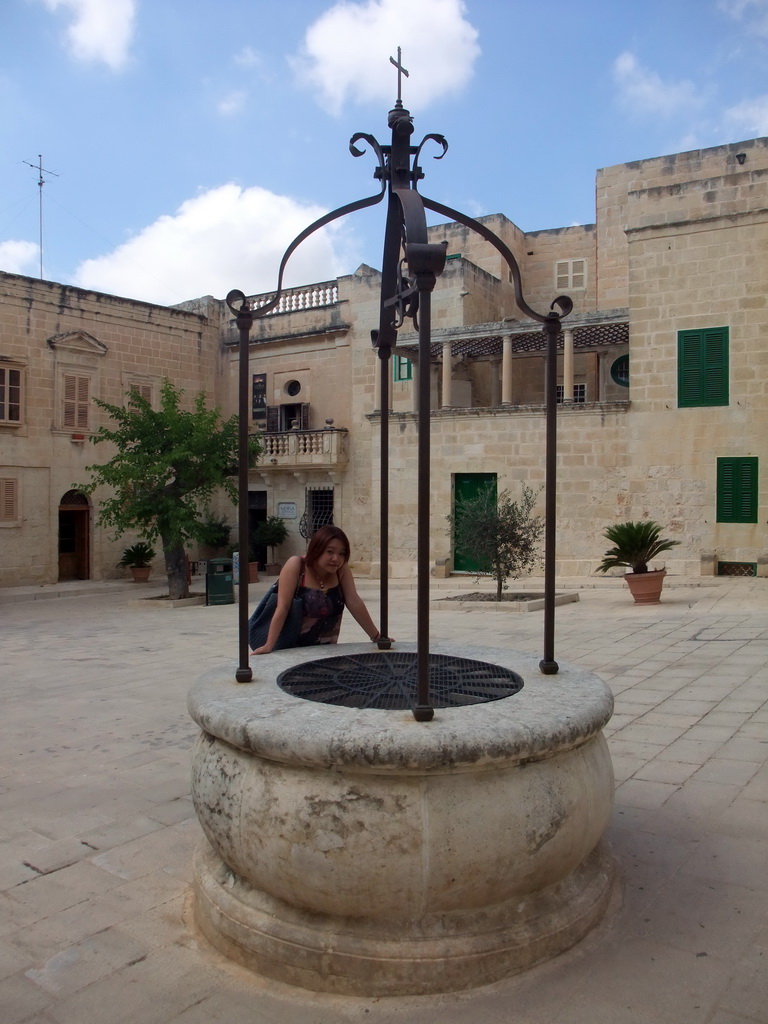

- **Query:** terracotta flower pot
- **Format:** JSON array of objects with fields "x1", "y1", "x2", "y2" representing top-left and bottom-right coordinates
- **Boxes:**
[
  {"x1": 624, "y1": 568, "x2": 666, "y2": 604},
  {"x1": 129, "y1": 566, "x2": 151, "y2": 583}
]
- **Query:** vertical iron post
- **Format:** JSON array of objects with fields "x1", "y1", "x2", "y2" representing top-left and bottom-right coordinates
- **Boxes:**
[
  {"x1": 414, "y1": 285, "x2": 434, "y2": 719},
  {"x1": 408, "y1": 241, "x2": 445, "y2": 720},
  {"x1": 223, "y1": 56, "x2": 572, "y2": 691},
  {"x1": 539, "y1": 315, "x2": 561, "y2": 675},
  {"x1": 233, "y1": 296, "x2": 254, "y2": 683},
  {"x1": 378, "y1": 343, "x2": 391, "y2": 646}
]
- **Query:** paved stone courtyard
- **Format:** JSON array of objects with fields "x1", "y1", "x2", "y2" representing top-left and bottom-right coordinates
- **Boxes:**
[{"x1": 1, "y1": 574, "x2": 766, "y2": 1023}]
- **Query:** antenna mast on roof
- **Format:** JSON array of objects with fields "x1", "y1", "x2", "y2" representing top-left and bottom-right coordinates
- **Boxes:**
[{"x1": 23, "y1": 154, "x2": 59, "y2": 279}]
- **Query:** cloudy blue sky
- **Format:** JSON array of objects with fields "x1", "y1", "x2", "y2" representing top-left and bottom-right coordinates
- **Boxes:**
[{"x1": 1, "y1": 0, "x2": 767, "y2": 305}]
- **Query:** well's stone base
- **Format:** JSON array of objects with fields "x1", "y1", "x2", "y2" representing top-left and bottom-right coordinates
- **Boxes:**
[
  {"x1": 189, "y1": 643, "x2": 616, "y2": 995},
  {"x1": 193, "y1": 840, "x2": 616, "y2": 996}
]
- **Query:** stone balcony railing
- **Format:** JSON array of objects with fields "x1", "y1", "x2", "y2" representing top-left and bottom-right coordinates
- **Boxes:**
[
  {"x1": 249, "y1": 281, "x2": 339, "y2": 316},
  {"x1": 256, "y1": 428, "x2": 349, "y2": 470}
]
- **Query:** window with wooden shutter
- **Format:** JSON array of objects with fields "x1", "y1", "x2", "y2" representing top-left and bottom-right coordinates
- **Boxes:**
[
  {"x1": 265, "y1": 406, "x2": 280, "y2": 433},
  {"x1": 717, "y1": 457, "x2": 757, "y2": 523},
  {"x1": 393, "y1": 355, "x2": 413, "y2": 382},
  {"x1": 555, "y1": 259, "x2": 587, "y2": 291},
  {"x1": 678, "y1": 327, "x2": 729, "y2": 407},
  {"x1": 0, "y1": 367, "x2": 23, "y2": 424},
  {"x1": 0, "y1": 478, "x2": 18, "y2": 523},
  {"x1": 127, "y1": 381, "x2": 153, "y2": 405},
  {"x1": 63, "y1": 374, "x2": 90, "y2": 429}
]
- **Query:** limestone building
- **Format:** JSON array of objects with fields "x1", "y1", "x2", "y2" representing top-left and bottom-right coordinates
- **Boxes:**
[
  {"x1": 1, "y1": 135, "x2": 765, "y2": 587},
  {"x1": 222, "y1": 134, "x2": 767, "y2": 579},
  {"x1": 0, "y1": 278, "x2": 221, "y2": 586}
]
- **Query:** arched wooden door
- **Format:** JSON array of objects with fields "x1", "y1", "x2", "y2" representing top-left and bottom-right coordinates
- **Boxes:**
[{"x1": 58, "y1": 490, "x2": 91, "y2": 580}]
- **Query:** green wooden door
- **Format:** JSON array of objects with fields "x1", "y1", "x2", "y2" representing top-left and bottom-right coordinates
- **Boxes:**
[{"x1": 453, "y1": 472, "x2": 497, "y2": 572}]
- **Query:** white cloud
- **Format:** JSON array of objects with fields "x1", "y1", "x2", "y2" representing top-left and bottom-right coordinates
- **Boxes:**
[
  {"x1": 613, "y1": 52, "x2": 702, "y2": 117},
  {"x1": 725, "y1": 94, "x2": 768, "y2": 134},
  {"x1": 718, "y1": 0, "x2": 768, "y2": 36},
  {"x1": 40, "y1": 0, "x2": 136, "y2": 71},
  {"x1": 0, "y1": 240, "x2": 39, "y2": 275},
  {"x1": 217, "y1": 90, "x2": 247, "y2": 117},
  {"x1": 72, "y1": 184, "x2": 349, "y2": 305},
  {"x1": 292, "y1": 0, "x2": 480, "y2": 115},
  {"x1": 234, "y1": 46, "x2": 263, "y2": 69}
]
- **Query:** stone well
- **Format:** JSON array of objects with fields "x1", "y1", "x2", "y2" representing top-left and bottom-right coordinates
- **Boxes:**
[{"x1": 188, "y1": 642, "x2": 616, "y2": 995}]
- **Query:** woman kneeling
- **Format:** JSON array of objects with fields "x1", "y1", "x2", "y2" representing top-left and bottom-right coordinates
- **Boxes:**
[{"x1": 250, "y1": 525, "x2": 382, "y2": 654}]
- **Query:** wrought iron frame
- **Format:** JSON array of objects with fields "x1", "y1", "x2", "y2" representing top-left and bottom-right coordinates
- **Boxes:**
[{"x1": 227, "y1": 53, "x2": 572, "y2": 709}]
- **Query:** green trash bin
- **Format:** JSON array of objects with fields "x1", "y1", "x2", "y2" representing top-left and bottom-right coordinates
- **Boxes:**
[{"x1": 206, "y1": 557, "x2": 234, "y2": 606}]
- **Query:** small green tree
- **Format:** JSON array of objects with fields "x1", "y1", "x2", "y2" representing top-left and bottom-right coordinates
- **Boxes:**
[
  {"x1": 252, "y1": 516, "x2": 289, "y2": 565},
  {"x1": 447, "y1": 484, "x2": 544, "y2": 600},
  {"x1": 78, "y1": 380, "x2": 260, "y2": 599}
]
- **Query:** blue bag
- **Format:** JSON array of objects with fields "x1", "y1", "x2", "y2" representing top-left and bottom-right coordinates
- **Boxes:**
[{"x1": 248, "y1": 580, "x2": 304, "y2": 651}]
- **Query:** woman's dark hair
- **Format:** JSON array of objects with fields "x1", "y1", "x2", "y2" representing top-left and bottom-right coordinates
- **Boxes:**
[{"x1": 305, "y1": 525, "x2": 350, "y2": 572}]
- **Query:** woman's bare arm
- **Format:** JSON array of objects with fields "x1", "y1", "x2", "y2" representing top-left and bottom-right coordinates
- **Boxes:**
[
  {"x1": 338, "y1": 567, "x2": 382, "y2": 641},
  {"x1": 250, "y1": 555, "x2": 303, "y2": 654}
]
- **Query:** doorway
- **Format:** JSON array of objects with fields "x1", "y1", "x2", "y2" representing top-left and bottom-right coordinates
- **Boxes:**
[
  {"x1": 248, "y1": 490, "x2": 267, "y2": 569},
  {"x1": 452, "y1": 472, "x2": 497, "y2": 572},
  {"x1": 58, "y1": 490, "x2": 91, "y2": 580}
]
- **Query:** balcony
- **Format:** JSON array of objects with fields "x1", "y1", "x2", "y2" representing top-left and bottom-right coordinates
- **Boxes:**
[
  {"x1": 250, "y1": 281, "x2": 339, "y2": 316},
  {"x1": 255, "y1": 428, "x2": 349, "y2": 472}
]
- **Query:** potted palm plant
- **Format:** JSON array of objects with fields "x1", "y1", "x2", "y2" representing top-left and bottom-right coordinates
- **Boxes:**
[
  {"x1": 596, "y1": 520, "x2": 680, "y2": 604},
  {"x1": 252, "y1": 516, "x2": 289, "y2": 575},
  {"x1": 117, "y1": 541, "x2": 157, "y2": 583}
]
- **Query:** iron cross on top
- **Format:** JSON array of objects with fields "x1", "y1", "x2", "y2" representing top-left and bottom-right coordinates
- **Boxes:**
[{"x1": 389, "y1": 46, "x2": 409, "y2": 104}]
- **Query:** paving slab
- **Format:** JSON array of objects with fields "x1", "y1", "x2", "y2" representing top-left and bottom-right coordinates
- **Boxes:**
[{"x1": 1, "y1": 574, "x2": 767, "y2": 1023}]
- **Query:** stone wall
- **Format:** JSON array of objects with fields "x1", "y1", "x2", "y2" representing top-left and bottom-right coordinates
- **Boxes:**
[
  {"x1": 5, "y1": 134, "x2": 767, "y2": 587},
  {"x1": 0, "y1": 274, "x2": 219, "y2": 586}
]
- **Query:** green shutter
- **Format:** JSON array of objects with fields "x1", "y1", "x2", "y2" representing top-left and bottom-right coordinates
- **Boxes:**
[
  {"x1": 393, "y1": 356, "x2": 412, "y2": 382},
  {"x1": 717, "y1": 457, "x2": 757, "y2": 523},
  {"x1": 678, "y1": 328, "x2": 729, "y2": 407}
]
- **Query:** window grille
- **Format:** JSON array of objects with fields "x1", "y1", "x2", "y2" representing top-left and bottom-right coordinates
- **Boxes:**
[
  {"x1": 717, "y1": 561, "x2": 757, "y2": 577},
  {"x1": 299, "y1": 487, "x2": 334, "y2": 539}
]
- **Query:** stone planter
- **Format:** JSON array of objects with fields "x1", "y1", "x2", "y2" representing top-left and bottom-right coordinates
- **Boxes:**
[
  {"x1": 188, "y1": 643, "x2": 616, "y2": 995},
  {"x1": 625, "y1": 568, "x2": 666, "y2": 604}
]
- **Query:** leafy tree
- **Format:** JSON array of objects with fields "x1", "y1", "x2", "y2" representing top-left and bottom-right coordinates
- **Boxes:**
[
  {"x1": 79, "y1": 380, "x2": 260, "y2": 599},
  {"x1": 447, "y1": 484, "x2": 544, "y2": 600}
]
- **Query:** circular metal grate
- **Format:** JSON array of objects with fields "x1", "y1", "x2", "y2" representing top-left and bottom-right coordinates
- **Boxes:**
[{"x1": 277, "y1": 652, "x2": 524, "y2": 710}]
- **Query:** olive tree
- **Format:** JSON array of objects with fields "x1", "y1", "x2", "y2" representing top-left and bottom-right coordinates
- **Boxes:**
[
  {"x1": 447, "y1": 484, "x2": 544, "y2": 600},
  {"x1": 79, "y1": 379, "x2": 259, "y2": 599}
]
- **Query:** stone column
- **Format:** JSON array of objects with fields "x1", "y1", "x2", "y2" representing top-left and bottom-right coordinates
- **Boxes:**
[
  {"x1": 373, "y1": 350, "x2": 381, "y2": 412},
  {"x1": 501, "y1": 334, "x2": 513, "y2": 405},
  {"x1": 409, "y1": 354, "x2": 419, "y2": 414},
  {"x1": 441, "y1": 340, "x2": 453, "y2": 409},
  {"x1": 490, "y1": 357, "x2": 502, "y2": 408},
  {"x1": 562, "y1": 328, "x2": 574, "y2": 404}
]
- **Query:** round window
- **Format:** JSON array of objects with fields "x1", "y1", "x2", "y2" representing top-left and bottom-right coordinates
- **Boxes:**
[
  {"x1": 285, "y1": 380, "x2": 302, "y2": 397},
  {"x1": 610, "y1": 354, "x2": 629, "y2": 387}
]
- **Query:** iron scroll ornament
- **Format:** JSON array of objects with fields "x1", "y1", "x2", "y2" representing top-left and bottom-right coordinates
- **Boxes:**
[{"x1": 226, "y1": 87, "x2": 572, "y2": 702}]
